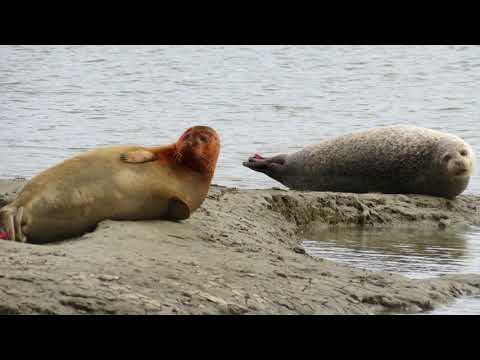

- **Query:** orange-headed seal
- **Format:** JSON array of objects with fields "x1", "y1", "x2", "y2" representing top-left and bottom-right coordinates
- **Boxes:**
[{"x1": 0, "y1": 125, "x2": 220, "y2": 243}]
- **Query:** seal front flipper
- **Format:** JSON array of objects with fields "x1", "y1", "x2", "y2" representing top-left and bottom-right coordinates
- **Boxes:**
[
  {"x1": 167, "y1": 197, "x2": 191, "y2": 221},
  {"x1": 120, "y1": 150, "x2": 156, "y2": 163}
]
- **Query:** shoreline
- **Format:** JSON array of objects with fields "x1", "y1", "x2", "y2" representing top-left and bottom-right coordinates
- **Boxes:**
[{"x1": 1, "y1": 179, "x2": 480, "y2": 314}]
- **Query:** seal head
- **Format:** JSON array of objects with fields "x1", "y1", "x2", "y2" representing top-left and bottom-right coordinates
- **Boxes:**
[
  {"x1": 435, "y1": 138, "x2": 475, "y2": 178},
  {"x1": 428, "y1": 137, "x2": 476, "y2": 198},
  {"x1": 175, "y1": 126, "x2": 220, "y2": 178}
]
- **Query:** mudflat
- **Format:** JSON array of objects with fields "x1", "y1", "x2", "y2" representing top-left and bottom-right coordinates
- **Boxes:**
[{"x1": 1, "y1": 179, "x2": 480, "y2": 315}]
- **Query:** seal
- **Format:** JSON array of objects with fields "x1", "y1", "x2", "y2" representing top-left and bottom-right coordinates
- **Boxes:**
[
  {"x1": 0, "y1": 125, "x2": 220, "y2": 243},
  {"x1": 243, "y1": 125, "x2": 476, "y2": 199}
]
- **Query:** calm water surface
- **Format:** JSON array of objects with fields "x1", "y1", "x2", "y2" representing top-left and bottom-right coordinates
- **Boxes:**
[
  {"x1": 1, "y1": 45, "x2": 479, "y2": 314},
  {"x1": 302, "y1": 227, "x2": 480, "y2": 314},
  {"x1": 303, "y1": 226, "x2": 480, "y2": 279}
]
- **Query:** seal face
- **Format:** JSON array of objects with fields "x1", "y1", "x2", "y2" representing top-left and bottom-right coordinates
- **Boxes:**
[
  {"x1": 174, "y1": 126, "x2": 220, "y2": 177},
  {"x1": 243, "y1": 125, "x2": 476, "y2": 199},
  {"x1": 0, "y1": 125, "x2": 220, "y2": 243}
]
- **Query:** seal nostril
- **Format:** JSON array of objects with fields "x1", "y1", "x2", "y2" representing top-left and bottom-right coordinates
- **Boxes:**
[{"x1": 455, "y1": 160, "x2": 465, "y2": 168}]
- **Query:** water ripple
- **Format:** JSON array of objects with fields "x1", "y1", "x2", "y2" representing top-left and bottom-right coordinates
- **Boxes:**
[{"x1": 1, "y1": 44, "x2": 479, "y2": 229}]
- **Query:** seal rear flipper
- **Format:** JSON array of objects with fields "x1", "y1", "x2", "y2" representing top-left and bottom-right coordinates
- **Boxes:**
[
  {"x1": 167, "y1": 197, "x2": 191, "y2": 221},
  {"x1": 0, "y1": 208, "x2": 15, "y2": 241},
  {"x1": 242, "y1": 154, "x2": 287, "y2": 184},
  {"x1": 242, "y1": 158, "x2": 269, "y2": 171},
  {"x1": 14, "y1": 206, "x2": 26, "y2": 242}
]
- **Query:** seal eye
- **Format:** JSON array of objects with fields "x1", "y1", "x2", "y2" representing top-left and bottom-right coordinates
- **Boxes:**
[
  {"x1": 443, "y1": 154, "x2": 452, "y2": 162},
  {"x1": 460, "y1": 150, "x2": 468, "y2": 156},
  {"x1": 198, "y1": 134, "x2": 209, "y2": 142}
]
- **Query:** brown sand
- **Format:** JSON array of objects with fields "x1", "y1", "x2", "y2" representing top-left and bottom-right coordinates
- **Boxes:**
[{"x1": 1, "y1": 179, "x2": 480, "y2": 314}]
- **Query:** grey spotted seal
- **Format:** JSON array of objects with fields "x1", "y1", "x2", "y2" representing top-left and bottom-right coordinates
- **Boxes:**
[
  {"x1": 0, "y1": 126, "x2": 220, "y2": 243},
  {"x1": 243, "y1": 125, "x2": 476, "y2": 199}
]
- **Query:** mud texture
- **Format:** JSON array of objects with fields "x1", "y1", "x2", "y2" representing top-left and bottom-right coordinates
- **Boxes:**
[{"x1": 1, "y1": 179, "x2": 480, "y2": 315}]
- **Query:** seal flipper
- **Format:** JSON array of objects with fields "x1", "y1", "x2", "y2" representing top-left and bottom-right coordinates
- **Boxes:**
[
  {"x1": 120, "y1": 150, "x2": 156, "y2": 163},
  {"x1": 167, "y1": 197, "x2": 191, "y2": 221},
  {"x1": 14, "y1": 206, "x2": 26, "y2": 242},
  {"x1": 242, "y1": 154, "x2": 287, "y2": 184},
  {"x1": 0, "y1": 208, "x2": 15, "y2": 241}
]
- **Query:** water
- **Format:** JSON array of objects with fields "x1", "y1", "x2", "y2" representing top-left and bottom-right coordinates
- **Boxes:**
[
  {"x1": 1, "y1": 45, "x2": 479, "y2": 191},
  {"x1": 302, "y1": 226, "x2": 480, "y2": 279},
  {"x1": 302, "y1": 226, "x2": 480, "y2": 314},
  {"x1": 1, "y1": 45, "x2": 480, "y2": 314},
  {"x1": 423, "y1": 295, "x2": 480, "y2": 314}
]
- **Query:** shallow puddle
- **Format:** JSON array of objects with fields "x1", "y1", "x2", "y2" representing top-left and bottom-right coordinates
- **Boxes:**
[
  {"x1": 422, "y1": 295, "x2": 480, "y2": 315},
  {"x1": 302, "y1": 226, "x2": 480, "y2": 314}
]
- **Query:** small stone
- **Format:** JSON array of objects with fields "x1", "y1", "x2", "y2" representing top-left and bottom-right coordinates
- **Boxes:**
[
  {"x1": 97, "y1": 274, "x2": 120, "y2": 282},
  {"x1": 438, "y1": 218, "x2": 450, "y2": 230},
  {"x1": 197, "y1": 292, "x2": 228, "y2": 305},
  {"x1": 220, "y1": 303, "x2": 249, "y2": 315},
  {"x1": 293, "y1": 246, "x2": 306, "y2": 254}
]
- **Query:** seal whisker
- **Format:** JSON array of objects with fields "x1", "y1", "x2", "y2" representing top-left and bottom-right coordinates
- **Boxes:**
[{"x1": 174, "y1": 149, "x2": 183, "y2": 163}]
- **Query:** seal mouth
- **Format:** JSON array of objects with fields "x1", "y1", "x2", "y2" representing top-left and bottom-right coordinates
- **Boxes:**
[{"x1": 453, "y1": 168, "x2": 468, "y2": 177}]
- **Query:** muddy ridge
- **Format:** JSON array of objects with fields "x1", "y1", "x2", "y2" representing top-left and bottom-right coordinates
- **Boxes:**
[{"x1": 1, "y1": 179, "x2": 480, "y2": 315}]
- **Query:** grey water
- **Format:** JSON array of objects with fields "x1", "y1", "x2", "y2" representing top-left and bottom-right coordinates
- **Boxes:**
[
  {"x1": 1, "y1": 45, "x2": 480, "y2": 314},
  {"x1": 302, "y1": 227, "x2": 480, "y2": 315},
  {"x1": 302, "y1": 226, "x2": 480, "y2": 279}
]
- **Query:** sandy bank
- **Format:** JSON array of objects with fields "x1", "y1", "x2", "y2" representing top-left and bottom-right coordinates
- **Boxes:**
[{"x1": 1, "y1": 179, "x2": 480, "y2": 315}]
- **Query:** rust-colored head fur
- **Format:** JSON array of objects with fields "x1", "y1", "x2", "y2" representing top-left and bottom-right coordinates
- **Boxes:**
[{"x1": 175, "y1": 126, "x2": 220, "y2": 178}]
